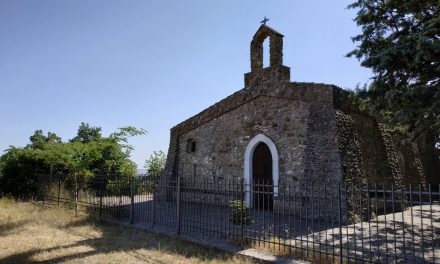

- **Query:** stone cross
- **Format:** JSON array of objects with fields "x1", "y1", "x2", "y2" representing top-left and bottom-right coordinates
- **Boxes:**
[{"x1": 260, "y1": 16, "x2": 269, "y2": 25}]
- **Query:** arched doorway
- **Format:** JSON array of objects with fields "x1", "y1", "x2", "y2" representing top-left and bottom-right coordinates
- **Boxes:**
[
  {"x1": 243, "y1": 134, "x2": 279, "y2": 209},
  {"x1": 252, "y1": 143, "x2": 273, "y2": 210}
]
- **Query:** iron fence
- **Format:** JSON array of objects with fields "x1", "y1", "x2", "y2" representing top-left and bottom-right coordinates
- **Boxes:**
[{"x1": 37, "y1": 174, "x2": 439, "y2": 264}]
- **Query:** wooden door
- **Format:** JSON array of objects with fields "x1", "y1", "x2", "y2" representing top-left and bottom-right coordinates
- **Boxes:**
[{"x1": 252, "y1": 143, "x2": 273, "y2": 210}]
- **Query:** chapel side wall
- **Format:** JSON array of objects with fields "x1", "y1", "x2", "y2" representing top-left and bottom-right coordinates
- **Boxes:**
[
  {"x1": 303, "y1": 101, "x2": 342, "y2": 183},
  {"x1": 332, "y1": 88, "x2": 403, "y2": 187},
  {"x1": 393, "y1": 134, "x2": 427, "y2": 187},
  {"x1": 349, "y1": 113, "x2": 402, "y2": 186},
  {"x1": 333, "y1": 88, "x2": 409, "y2": 216},
  {"x1": 162, "y1": 134, "x2": 178, "y2": 181},
  {"x1": 161, "y1": 82, "x2": 346, "y2": 217},
  {"x1": 334, "y1": 104, "x2": 408, "y2": 219},
  {"x1": 168, "y1": 95, "x2": 345, "y2": 222},
  {"x1": 335, "y1": 110, "x2": 370, "y2": 222},
  {"x1": 176, "y1": 96, "x2": 312, "y2": 185},
  {"x1": 170, "y1": 83, "x2": 344, "y2": 184}
]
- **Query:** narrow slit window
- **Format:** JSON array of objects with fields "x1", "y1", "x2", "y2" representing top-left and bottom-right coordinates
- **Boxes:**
[{"x1": 187, "y1": 139, "x2": 196, "y2": 153}]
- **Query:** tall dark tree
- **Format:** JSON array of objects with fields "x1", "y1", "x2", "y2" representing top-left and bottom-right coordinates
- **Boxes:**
[{"x1": 347, "y1": 0, "x2": 440, "y2": 141}]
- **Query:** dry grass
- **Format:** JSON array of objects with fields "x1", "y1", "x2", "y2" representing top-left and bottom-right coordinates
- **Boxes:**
[{"x1": 0, "y1": 198, "x2": 260, "y2": 264}]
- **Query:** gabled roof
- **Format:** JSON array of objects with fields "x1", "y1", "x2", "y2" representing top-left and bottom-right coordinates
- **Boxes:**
[{"x1": 171, "y1": 82, "x2": 339, "y2": 136}]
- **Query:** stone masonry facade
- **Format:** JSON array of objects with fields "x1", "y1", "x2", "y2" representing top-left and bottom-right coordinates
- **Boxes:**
[{"x1": 161, "y1": 25, "x2": 426, "y2": 221}]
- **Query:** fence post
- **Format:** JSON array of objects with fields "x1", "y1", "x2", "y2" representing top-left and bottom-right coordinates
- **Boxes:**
[
  {"x1": 57, "y1": 177, "x2": 61, "y2": 207},
  {"x1": 176, "y1": 176, "x2": 181, "y2": 235},
  {"x1": 240, "y1": 178, "x2": 245, "y2": 246},
  {"x1": 75, "y1": 187, "x2": 78, "y2": 217},
  {"x1": 152, "y1": 186, "x2": 156, "y2": 228},
  {"x1": 41, "y1": 175, "x2": 45, "y2": 205},
  {"x1": 130, "y1": 178, "x2": 134, "y2": 224},
  {"x1": 338, "y1": 182, "x2": 343, "y2": 264},
  {"x1": 99, "y1": 180, "x2": 103, "y2": 217}
]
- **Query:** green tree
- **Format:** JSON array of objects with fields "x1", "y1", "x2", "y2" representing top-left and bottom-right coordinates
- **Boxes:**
[
  {"x1": 70, "y1": 122, "x2": 102, "y2": 143},
  {"x1": 110, "y1": 126, "x2": 148, "y2": 156},
  {"x1": 0, "y1": 123, "x2": 147, "y2": 198},
  {"x1": 67, "y1": 125, "x2": 146, "y2": 177},
  {"x1": 0, "y1": 147, "x2": 48, "y2": 198},
  {"x1": 347, "y1": 0, "x2": 440, "y2": 144},
  {"x1": 144, "y1": 150, "x2": 166, "y2": 182},
  {"x1": 28, "y1": 130, "x2": 62, "y2": 150}
]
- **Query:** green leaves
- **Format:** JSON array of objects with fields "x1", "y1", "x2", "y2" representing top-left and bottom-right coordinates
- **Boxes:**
[
  {"x1": 70, "y1": 122, "x2": 102, "y2": 143},
  {"x1": 144, "y1": 150, "x2": 165, "y2": 182},
  {"x1": 347, "y1": 0, "x2": 440, "y2": 147},
  {"x1": 229, "y1": 200, "x2": 252, "y2": 225},
  {"x1": 0, "y1": 123, "x2": 147, "y2": 198},
  {"x1": 27, "y1": 130, "x2": 62, "y2": 150},
  {"x1": 109, "y1": 126, "x2": 148, "y2": 156}
]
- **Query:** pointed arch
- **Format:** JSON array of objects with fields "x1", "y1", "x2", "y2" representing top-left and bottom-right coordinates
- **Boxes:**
[{"x1": 243, "y1": 134, "x2": 279, "y2": 206}]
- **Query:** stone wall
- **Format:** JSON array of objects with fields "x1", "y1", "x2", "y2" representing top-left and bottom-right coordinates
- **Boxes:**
[
  {"x1": 160, "y1": 80, "x2": 345, "y2": 220},
  {"x1": 162, "y1": 81, "x2": 338, "y2": 187},
  {"x1": 349, "y1": 113, "x2": 402, "y2": 186},
  {"x1": 173, "y1": 95, "x2": 341, "y2": 184},
  {"x1": 333, "y1": 87, "x2": 407, "y2": 188},
  {"x1": 335, "y1": 111, "x2": 369, "y2": 222},
  {"x1": 304, "y1": 102, "x2": 341, "y2": 182},
  {"x1": 393, "y1": 134, "x2": 427, "y2": 187},
  {"x1": 335, "y1": 111, "x2": 366, "y2": 187}
]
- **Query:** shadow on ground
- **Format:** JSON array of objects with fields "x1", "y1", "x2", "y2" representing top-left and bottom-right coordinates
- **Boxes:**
[{"x1": 0, "y1": 211, "x2": 260, "y2": 264}]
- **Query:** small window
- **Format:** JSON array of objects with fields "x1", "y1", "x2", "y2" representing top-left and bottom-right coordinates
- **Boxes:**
[{"x1": 186, "y1": 139, "x2": 196, "y2": 153}]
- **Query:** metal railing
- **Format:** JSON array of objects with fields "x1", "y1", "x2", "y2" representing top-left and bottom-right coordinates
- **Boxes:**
[{"x1": 37, "y1": 174, "x2": 439, "y2": 264}]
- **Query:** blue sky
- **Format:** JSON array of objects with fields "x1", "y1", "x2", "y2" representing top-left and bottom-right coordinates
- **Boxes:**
[{"x1": 0, "y1": 0, "x2": 371, "y2": 167}]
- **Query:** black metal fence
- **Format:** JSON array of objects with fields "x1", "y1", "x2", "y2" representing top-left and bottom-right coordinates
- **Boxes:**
[{"x1": 37, "y1": 174, "x2": 439, "y2": 264}]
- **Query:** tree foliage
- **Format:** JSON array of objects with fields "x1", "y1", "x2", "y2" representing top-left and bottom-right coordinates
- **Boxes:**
[
  {"x1": 0, "y1": 123, "x2": 146, "y2": 198},
  {"x1": 70, "y1": 122, "x2": 102, "y2": 143},
  {"x1": 347, "y1": 0, "x2": 440, "y2": 145},
  {"x1": 28, "y1": 130, "x2": 62, "y2": 149},
  {"x1": 144, "y1": 150, "x2": 166, "y2": 182}
]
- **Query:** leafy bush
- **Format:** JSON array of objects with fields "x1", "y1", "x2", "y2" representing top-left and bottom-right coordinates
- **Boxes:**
[
  {"x1": 229, "y1": 199, "x2": 252, "y2": 225},
  {"x1": 144, "y1": 150, "x2": 165, "y2": 184},
  {"x1": 0, "y1": 124, "x2": 146, "y2": 199},
  {"x1": 105, "y1": 179, "x2": 132, "y2": 196}
]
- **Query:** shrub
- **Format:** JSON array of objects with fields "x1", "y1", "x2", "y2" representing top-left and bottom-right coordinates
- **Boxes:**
[{"x1": 229, "y1": 199, "x2": 252, "y2": 225}]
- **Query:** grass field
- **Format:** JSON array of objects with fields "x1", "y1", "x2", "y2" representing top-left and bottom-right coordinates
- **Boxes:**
[{"x1": 0, "y1": 198, "x2": 260, "y2": 264}]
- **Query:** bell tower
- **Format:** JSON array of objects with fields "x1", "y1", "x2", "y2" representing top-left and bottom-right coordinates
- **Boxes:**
[{"x1": 244, "y1": 25, "x2": 291, "y2": 87}]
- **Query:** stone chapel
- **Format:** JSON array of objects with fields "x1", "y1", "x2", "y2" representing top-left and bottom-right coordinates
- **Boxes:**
[{"x1": 162, "y1": 25, "x2": 426, "y2": 210}]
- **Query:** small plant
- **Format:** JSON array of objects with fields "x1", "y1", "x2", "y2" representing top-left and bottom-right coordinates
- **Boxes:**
[{"x1": 229, "y1": 199, "x2": 252, "y2": 225}]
